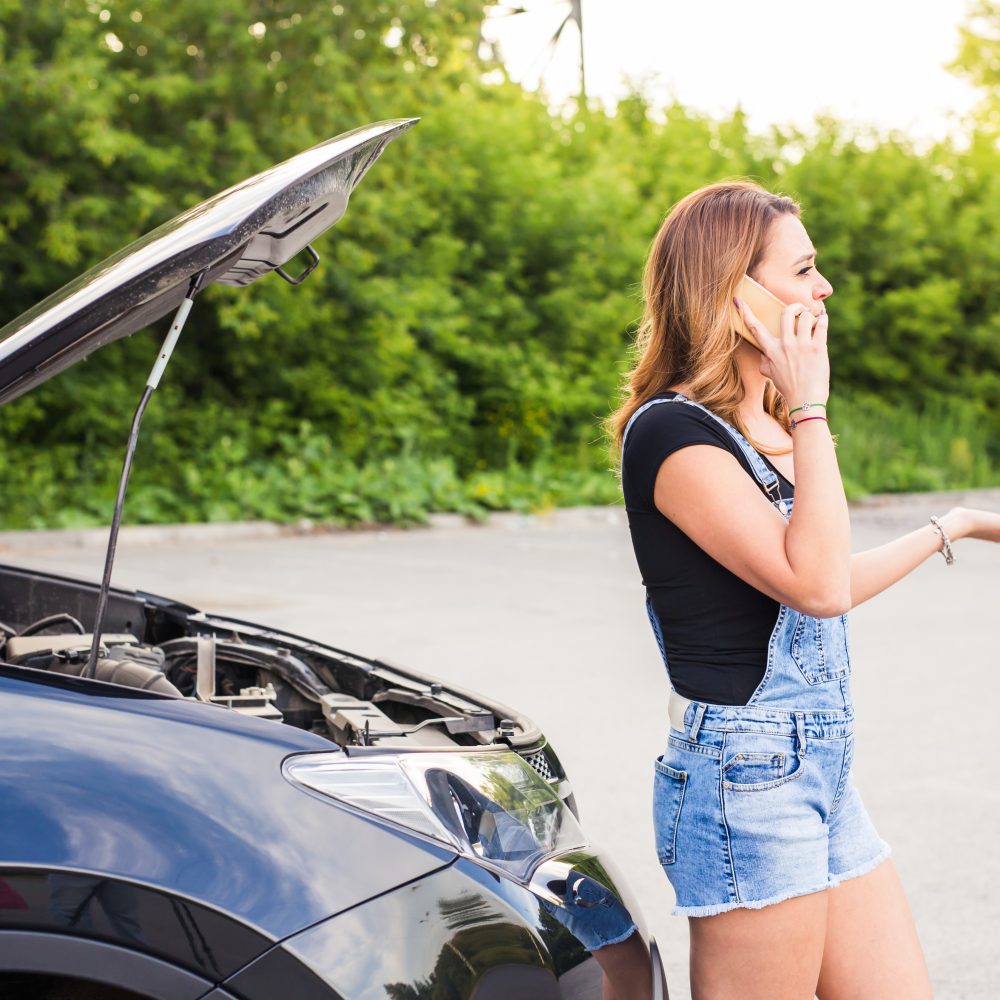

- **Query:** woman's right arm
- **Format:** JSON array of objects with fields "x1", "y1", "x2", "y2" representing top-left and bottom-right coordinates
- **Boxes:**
[
  {"x1": 654, "y1": 442, "x2": 851, "y2": 617},
  {"x1": 653, "y1": 301, "x2": 851, "y2": 618}
]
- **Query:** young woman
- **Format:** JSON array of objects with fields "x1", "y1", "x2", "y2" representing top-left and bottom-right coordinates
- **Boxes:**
[{"x1": 610, "y1": 181, "x2": 1000, "y2": 999}]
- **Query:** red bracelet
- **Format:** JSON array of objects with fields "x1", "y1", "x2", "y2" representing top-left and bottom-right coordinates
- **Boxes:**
[{"x1": 791, "y1": 415, "x2": 829, "y2": 430}]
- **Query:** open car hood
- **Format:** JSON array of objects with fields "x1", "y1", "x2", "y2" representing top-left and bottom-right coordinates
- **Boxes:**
[{"x1": 0, "y1": 118, "x2": 417, "y2": 406}]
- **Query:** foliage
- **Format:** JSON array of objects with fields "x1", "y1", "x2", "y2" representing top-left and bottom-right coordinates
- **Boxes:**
[
  {"x1": 950, "y1": 0, "x2": 1000, "y2": 132},
  {"x1": 833, "y1": 393, "x2": 998, "y2": 498},
  {"x1": 0, "y1": 1, "x2": 997, "y2": 531}
]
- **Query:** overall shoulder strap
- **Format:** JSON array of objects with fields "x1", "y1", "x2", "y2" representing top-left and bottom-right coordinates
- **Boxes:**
[
  {"x1": 620, "y1": 395, "x2": 680, "y2": 454},
  {"x1": 672, "y1": 396, "x2": 783, "y2": 502},
  {"x1": 622, "y1": 392, "x2": 784, "y2": 505}
]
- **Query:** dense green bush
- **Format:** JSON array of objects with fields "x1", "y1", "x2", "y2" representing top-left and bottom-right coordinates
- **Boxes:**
[{"x1": 0, "y1": 1, "x2": 997, "y2": 530}]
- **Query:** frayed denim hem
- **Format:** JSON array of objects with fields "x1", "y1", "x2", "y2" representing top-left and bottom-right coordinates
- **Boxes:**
[
  {"x1": 591, "y1": 922, "x2": 639, "y2": 950},
  {"x1": 828, "y1": 841, "x2": 892, "y2": 889},
  {"x1": 673, "y1": 881, "x2": 831, "y2": 918},
  {"x1": 672, "y1": 842, "x2": 893, "y2": 918}
]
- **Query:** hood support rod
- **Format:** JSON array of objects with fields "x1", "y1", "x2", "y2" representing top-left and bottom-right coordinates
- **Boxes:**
[{"x1": 84, "y1": 272, "x2": 206, "y2": 679}]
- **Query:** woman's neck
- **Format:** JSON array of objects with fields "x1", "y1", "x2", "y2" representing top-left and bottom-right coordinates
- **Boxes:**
[
  {"x1": 665, "y1": 343, "x2": 778, "y2": 426},
  {"x1": 734, "y1": 340, "x2": 771, "y2": 424}
]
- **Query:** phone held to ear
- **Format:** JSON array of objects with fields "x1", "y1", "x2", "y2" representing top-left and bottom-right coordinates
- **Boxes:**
[{"x1": 733, "y1": 274, "x2": 787, "y2": 351}]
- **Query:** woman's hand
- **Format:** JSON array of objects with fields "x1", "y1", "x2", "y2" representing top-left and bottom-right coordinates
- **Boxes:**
[
  {"x1": 735, "y1": 297, "x2": 830, "y2": 408},
  {"x1": 942, "y1": 506, "x2": 1000, "y2": 543}
]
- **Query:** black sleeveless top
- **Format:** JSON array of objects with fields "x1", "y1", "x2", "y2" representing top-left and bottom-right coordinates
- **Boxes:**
[{"x1": 621, "y1": 393, "x2": 795, "y2": 705}]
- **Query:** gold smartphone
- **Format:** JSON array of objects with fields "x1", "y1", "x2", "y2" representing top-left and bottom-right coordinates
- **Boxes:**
[{"x1": 733, "y1": 274, "x2": 787, "y2": 351}]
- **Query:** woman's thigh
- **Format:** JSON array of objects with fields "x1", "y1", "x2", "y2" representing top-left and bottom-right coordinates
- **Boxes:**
[
  {"x1": 689, "y1": 890, "x2": 828, "y2": 1000},
  {"x1": 816, "y1": 858, "x2": 932, "y2": 1000}
]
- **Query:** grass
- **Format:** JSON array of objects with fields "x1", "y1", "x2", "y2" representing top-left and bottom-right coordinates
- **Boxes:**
[{"x1": 831, "y1": 393, "x2": 998, "y2": 499}]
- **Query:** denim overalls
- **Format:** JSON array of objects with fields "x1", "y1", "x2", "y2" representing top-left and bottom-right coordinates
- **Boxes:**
[{"x1": 623, "y1": 394, "x2": 889, "y2": 916}]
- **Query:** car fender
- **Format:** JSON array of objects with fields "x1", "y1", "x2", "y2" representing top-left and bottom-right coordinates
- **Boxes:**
[{"x1": 0, "y1": 669, "x2": 455, "y2": 940}]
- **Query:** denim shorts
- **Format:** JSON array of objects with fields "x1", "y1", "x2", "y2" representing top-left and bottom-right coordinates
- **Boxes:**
[{"x1": 653, "y1": 705, "x2": 890, "y2": 917}]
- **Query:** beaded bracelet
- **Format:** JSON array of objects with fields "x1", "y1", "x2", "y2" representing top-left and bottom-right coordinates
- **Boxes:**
[
  {"x1": 788, "y1": 402, "x2": 828, "y2": 416},
  {"x1": 790, "y1": 415, "x2": 829, "y2": 430},
  {"x1": 929, "y1": 515, "x2": 955, "y2": 566}
]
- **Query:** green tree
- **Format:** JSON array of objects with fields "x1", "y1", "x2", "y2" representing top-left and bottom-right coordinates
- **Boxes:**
[
  {"x1": 0, "y1": 2, "x2": 996, "y2": 529},
  {"x1": 950, "y1": 0, "x2": 1000, "y2": 130}
]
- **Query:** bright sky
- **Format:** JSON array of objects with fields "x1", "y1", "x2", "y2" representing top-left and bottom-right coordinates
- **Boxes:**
[{"x1": 482, "y1": 0, "x2": 983, "y2": 140}]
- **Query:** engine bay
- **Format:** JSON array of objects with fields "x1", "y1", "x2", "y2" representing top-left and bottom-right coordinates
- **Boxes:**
[
  {"x1": 0, "y1": 564, "x2": 568, "y2": 796},
  {"x1": 0, "y1": 611, "x2": 503, "y2": 750}
]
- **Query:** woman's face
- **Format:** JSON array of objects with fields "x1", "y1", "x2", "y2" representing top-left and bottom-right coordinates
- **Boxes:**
[{"x1": 753, "y1": 214, "x2": 833, "y2": 317}]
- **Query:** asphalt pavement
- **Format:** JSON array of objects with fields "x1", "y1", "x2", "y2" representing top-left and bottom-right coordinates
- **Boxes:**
[{"x1": 2, "y1": 488, "x2": 997, "y2": 999}]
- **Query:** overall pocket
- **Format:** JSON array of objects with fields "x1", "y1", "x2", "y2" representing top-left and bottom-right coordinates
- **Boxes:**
[
  {"x1": 652, "y1": 756, "x2": 687, "y2": 865},
  {"x1": 790, "y1": 611, "x2": 851, "y2": 685},
  {"x1": 721, "y1": 733, "x2": 805, "y2": 792}
]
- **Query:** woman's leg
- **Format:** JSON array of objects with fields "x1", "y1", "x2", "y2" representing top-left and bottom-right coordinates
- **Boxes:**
[
  {"x1": 689, "y1": 891, "x2": 828, "y2": 1000},
  {"x1": 816, "y1": 858, "x2": 932, "y2": 1000}
]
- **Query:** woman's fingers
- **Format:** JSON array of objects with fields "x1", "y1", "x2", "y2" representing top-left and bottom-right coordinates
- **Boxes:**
[
  {"x1": 785, "y1": 303, "x2": 827, "y2": 344},
  {"x1": 795, "y1": 305, "x2": 816, "y2": 340},
  {"x1": 813, "y1": 310, "x2": 829, "y2": 345},
  {"x1": 736, "y1": 298, "x2": 780, "y2": 356},
  {"x1": 780, "y1": 303, "x2": 806, "y2": 342}
]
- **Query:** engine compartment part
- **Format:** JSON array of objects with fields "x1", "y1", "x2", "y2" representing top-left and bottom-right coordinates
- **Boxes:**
[
  {"x1": 0, "y1": 572, "x2": 571, "y2": 809},
  {"x1": 187, "y1": 635, "x2": 283, "y2": 721},
  {"x1": 209, "y1": 684, "x2": 284, "y2": 722},
  {"x1": 15, "y1": 613, "x2": 85, "y2": 637},
  {"x1": 5, "y1": 633, "x2": 139, "y2": 661},
  {"x1": 52, "y1": 654, "x2": 182, "y2": 697}
]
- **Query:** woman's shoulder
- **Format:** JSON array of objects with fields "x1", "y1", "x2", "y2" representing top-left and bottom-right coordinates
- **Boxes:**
[
  {"x1": 623, "y1": 393, "x2": 732, "y2": 458},
  {"x1": 621, "y1": 394, "x2": 739, "y2": 509}
]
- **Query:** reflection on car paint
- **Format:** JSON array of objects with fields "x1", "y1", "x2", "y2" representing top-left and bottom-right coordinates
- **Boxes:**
[
  {"x1": 0, "y1": 870, "x2": 266, "y2": 980},
  {"x1": 281, "y1": 860, "x2": 602, "y2": 999},
  {"x1": 0, "y1": 671, "x2": 454, "y2": 939}
]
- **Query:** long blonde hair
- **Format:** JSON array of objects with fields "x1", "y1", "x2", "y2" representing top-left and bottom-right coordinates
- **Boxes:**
[{"x1": 609, "y1": 180, "x2": 799, "y2": 458}]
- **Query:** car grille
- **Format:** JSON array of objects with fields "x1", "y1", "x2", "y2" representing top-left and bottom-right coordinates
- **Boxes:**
[{"x1": 522, "y1": 748, "x2": 554, "y2": 782}]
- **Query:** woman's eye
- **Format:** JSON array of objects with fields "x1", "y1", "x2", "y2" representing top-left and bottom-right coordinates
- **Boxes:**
[{"x1": 797, "y1": 265, "x2": 813, "y2": 276}]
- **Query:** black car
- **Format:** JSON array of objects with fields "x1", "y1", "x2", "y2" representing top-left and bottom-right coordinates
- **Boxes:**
[{"x1": 0, "y1": 121, "x2": 666, "y2": 999}]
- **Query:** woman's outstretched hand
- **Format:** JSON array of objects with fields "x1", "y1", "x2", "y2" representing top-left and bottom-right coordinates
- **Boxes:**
[
  {"x1": 945, "y1": 506, "x2": 1000, "y2": 543},
  {"x1": 735, "y1": 297, "x2": 830, "y2": 408}
]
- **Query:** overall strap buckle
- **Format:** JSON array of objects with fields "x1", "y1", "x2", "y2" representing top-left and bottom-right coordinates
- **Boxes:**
[{"x1": 794, "y1": 712, "x2": 808, "y2": 758}]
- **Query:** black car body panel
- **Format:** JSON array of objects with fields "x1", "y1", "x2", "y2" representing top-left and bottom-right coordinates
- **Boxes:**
[
  {"x1": 0, "y1": 118, "x2": 417, "y2": 406},
  {"x1": 0, "y1": 932, "x2": 221, "y2": 999},
  {"x1": 0, "y1": 869, "x2": 272, "y2": 983},
  {"x1": 0, "y1": 666, "x2": 456, "y2": 943},
  {"x1": 277, "y1": 856, "x2": 634, "y2": 1000}
]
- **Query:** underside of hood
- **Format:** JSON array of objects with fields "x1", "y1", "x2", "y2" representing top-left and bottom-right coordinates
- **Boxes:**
[{"x1": 0, "y1": 118, "x2": 417, "y2": 406}]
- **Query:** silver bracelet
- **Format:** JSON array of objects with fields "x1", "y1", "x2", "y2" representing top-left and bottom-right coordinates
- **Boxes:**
[{"x1": 929, "y1": 515, "x2": 955, "y2": 566}]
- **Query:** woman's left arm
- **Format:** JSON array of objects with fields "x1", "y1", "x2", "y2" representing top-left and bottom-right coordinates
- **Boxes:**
[{"x1": 850, "y1": 506, "x2": 1000, "y2": 608}]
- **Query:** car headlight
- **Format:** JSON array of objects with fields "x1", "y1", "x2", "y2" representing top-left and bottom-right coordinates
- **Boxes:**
[{"x1": 284, "y1": 749, "x2": 587, "y2": 882}]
